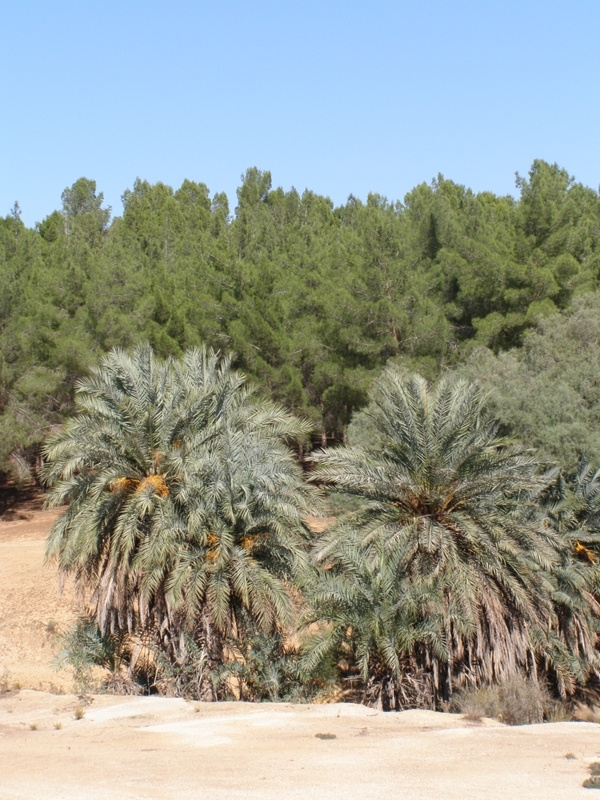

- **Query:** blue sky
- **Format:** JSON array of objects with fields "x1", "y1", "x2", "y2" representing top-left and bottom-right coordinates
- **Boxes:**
[{"x1": 2, "y1": 1, "x2": 599, "y2": 227}]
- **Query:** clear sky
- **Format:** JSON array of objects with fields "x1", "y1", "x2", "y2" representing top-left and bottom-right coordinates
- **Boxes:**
[{"x1": 2, "y1": 1, "x2": 599, "y2": 227}]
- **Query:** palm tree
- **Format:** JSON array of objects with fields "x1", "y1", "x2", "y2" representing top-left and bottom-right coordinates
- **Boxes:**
[
  {"x1": 537, "y1": 462, "x2": 600, "y2": 685},
  {"x1": 43, "y1": 344, "x2": 316, "y2": 692},
  {"x1": 304, "y1": 369, "x2": 599, "y2": 708},
  {"x1": 540, "y1": 461, "x2": 600, "y2": 565}
]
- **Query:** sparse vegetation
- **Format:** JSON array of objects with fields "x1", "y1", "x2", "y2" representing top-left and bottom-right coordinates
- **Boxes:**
[
  {"x1": 448, "y1": 676, "x2": 555, "y2": 725},
  {"x1": 572, "y1": 704, "x2": 600, "y2": 723},
  {"x1": 584, "y1": 763, "x2": 600, "y2": 789},
  {"x1": 54, "y1": 616, "x2": 127, "y2": 697},
  {"x1": 0, "y1": 671, "x2": 11, "y2": 695}
]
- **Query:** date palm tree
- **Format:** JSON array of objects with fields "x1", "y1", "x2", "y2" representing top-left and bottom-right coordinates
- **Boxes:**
[
  {"x1": 304, "y1": 369, "x2": 599, "y2": 708},
  {"x1": 43, "y1": 344, "x2": 316, "y2": 688},
  {"x1": 540, "y1": 461, "x2": 600, "y2": 565}
]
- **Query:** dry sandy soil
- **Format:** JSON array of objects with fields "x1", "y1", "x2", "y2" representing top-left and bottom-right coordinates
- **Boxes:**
[{"x1": 1, "y1": 496, "x2": 599, "y2": 799}]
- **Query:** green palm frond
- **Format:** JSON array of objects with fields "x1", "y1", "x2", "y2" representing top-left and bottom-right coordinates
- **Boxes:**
[
  {"x1": 305, "y1": 369, "x2": 599, "y2": 707},
  {"x1": 43, "y1": 343, "x2": 319, "y2": 672}
]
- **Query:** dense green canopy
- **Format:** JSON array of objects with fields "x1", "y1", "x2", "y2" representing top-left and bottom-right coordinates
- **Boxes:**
[
  {"x1": 2, "y1": 160, "x2": 600, "y2": 481},
  {"x1": 7, "y1": 161, "x2": 600, "y2": 708}
]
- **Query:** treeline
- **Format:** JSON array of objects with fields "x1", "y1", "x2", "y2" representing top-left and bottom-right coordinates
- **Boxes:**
[{"x1": 2, "y1": 160, "x2": 600, "y2": 479}]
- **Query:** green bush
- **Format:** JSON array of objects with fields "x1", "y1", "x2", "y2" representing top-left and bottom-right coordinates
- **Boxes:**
[{"x1": 55, "y1": 616, "x2": 134, "y2": 697}]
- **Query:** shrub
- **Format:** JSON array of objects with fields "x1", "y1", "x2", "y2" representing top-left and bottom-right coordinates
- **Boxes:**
[
  {"x1": 55, "y1": 616, "x2": 132, "y2": 697},
  {"x1": 583, "y1": 764, "x2": 600, "y2": 789},
  {"x1": 449, "y1": 675, "x2": 554, "y2": 725}
]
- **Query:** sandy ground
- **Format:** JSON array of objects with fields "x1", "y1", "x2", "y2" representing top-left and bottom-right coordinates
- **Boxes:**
[
  {"x1": 1, "y1": 496, "x2": 599, "y2": 799},
  {"x1": 0, "y1": 497, "x2": 77, "y2": 692}
]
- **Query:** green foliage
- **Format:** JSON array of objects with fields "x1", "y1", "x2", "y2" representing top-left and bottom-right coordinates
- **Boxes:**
[
  {"x1": 4, "y1": 160, "x2": 600, "y2": 477},
  {"x1": 304, "y1": 369, "x2": 600, "y2": 708},
  {"x1": 148, "y1": 627, "x2": 330, "y2": 702},
  {"x1": 4, "y1": 160, "x2": 600, "y2": 709},
  {"x1": 55, "y1": 615, "x2": 129, "y2": 696},
  {"x1": 214, "y1": 631, "x2": 324, "y2": 703},
  {"x1": 461, "y1": 294, "x2": 600, "y2": 466},
  {"x1": 43, "y1": 344, "x2": 318, "y2": 695}
]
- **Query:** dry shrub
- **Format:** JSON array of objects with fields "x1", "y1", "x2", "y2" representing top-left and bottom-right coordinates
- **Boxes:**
[
  {"x1": 0, "y1": 670, "x2": 12, "y2": 695},
  {"x1": 449, "y1": 675, "x2": 556, "y2": 725},
  {"x1": 583, "y1": 777, "x2": 600, "y2": 789},
  {"x1": 103, "y1": 672, "x2": 143, "y2": 696},
  {"x1": 572, "y1": 703, "x2": 600, "y2": 723},
  {"x1": 448, "y1": 684, "x2": 500, "y2": 722},
  {"x1": 583, "y1": 763, "x2": 600, "y2": 789}
]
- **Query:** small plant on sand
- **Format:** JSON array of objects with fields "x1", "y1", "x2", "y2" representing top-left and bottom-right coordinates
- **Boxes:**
[
  {"x1": 583, "y1": 762, "x2": 600, "y2": 789},
  {"x1": 54, "y1": 721, "x2": 62, "y2": 730},
  {"x1": 0, "y1": 670, "x2": 12, "y2": 695},
  {"x1": 73, "y1": 706, "x2": 85, "y2": 720},
  {"x1": 29, "y1": 723, "x2": 38, "y2": 730}
]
